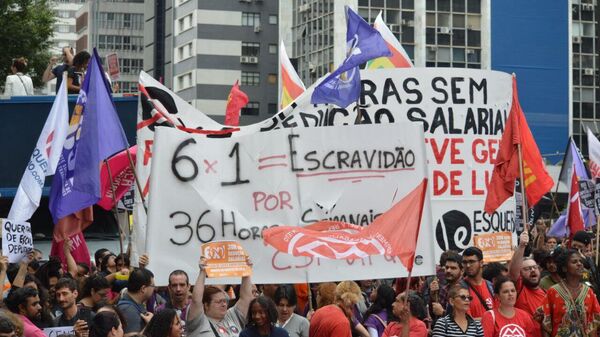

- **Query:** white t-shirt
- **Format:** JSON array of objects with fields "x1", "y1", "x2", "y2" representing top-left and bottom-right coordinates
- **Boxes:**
[{"x1": 4, "y1": 73, "x2": 33, "y2": 96}]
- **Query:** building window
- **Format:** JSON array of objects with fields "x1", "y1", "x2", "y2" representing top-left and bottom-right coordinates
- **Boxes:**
[
  {"x1": 175, "y1": 0, "x2": 190, "y2": 6},
  {"x1": 241, "y1": 42, "x2": 260, "y2": 56},
  {"x1": 176, "y1": 72, "x2": 193, "y2": 91},
  {"x1": 268, "y1": 44, "x2": 277, "y2": 54},
  {"x1": 241, "y1": 102, "x2": 260, "y2": 116},
  {"x1": 269, "y1": 15, "x2": 278, "y2": 25},
  {"x1": 178, "y1": 13, "x2": 193, "y2": 34},
  {"x1": 120, "y1": 58, "x2": 143, "y2": 74},
  {"x1": 268, "y1": 103, "x2": 277, "y2": 114},
  {"x1": 98, "y1": 35, "x2": 144, "y2": 52},
  {"x1": 98, "y1": 12, "x2": 143, "y2": 30},
  {"x1": 177, "y1": 42, "x2": 193, "y2": 62},
  {"x1": 241, "y1": 72, "x2": 260, "y2": 86},
  {"x1": 267, "y1": 74, "x2": 277, "y2": 85},
  {"x1": 242, "y1": 12, "x2": 260, "y2": 26}
]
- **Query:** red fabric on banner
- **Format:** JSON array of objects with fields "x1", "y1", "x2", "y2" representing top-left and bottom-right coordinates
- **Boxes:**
[
  {"x1": 98, "y1": 145, "x2": 137, "y2": 210},
  {"x1": 50, "y1": 232, "x2": 91, "y2": 268},
  {"x1": 263, "y1": 179, "x2": 427, "y2": 271},
  {"x1": 224, "y1": 80, "x2": 249, "y2": 127},
  {"x1": 567, "y1": 168, "x2": 585, "y2": 237},
  {"x1": 484, "y1": 77, "x2": 554, "y2": 214}
]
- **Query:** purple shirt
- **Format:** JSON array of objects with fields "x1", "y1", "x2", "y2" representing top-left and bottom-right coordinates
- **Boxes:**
[{"x1": 363, "y1": 311, "x2": 388, "y2": 337}]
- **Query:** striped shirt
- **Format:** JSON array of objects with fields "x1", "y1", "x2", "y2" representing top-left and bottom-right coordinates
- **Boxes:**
[{"x1": 432, "y1": 315, "x2": 483, "y2": 337}]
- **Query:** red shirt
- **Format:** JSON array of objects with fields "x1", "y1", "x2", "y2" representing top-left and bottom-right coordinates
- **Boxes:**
[
  {"x1": 309, "y1": 305, "x2": 351, "y2": 337},
  {"x1": 514, "y1": 277, "x2": 544, "y2": 337},
  {"x1": 381, "y1": 318, "x2": 428, "y2": 337},
  {"x1": 481, "y1": 308, "x2": 536, "y2": 337},
  {"x1": 466, "y1": 278, "x2": 495, "y2": 319}
]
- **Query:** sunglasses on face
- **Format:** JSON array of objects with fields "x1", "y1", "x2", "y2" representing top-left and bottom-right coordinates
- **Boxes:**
[{"x1": 455, "y1": 295, "x2": 473, "y2": 301}]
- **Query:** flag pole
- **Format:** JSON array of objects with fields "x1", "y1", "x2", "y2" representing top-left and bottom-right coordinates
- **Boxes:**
[
  {"x1": 105, "y1": 159, "x2": 125, "y2": 256},
  {"x1": 403, "y1": 271, "x2": 412, "y2": 306},
  {"x1": 514, "y1": 74, "x2": 529, "y2": 232}
]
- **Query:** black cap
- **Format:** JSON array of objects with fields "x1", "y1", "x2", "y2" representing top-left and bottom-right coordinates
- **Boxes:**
[{"x1": 572, "y1": 230, "x2": 591, "y2": 245}]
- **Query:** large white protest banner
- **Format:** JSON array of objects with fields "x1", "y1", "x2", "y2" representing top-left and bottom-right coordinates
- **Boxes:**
[
  {"x1": 136, "y1": 68, "x2": 517, "y2": 265},
  {"x1": 146, "y1": 123, "x2": 432, "y2": 285},
  {"x1": 1, "y1": 219, "x2": 33, "y2": 263}
]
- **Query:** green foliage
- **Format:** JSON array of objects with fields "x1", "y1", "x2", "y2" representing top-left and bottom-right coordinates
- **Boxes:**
[{"x1": 0, "y1": 0, "x2": 55, "y2": 90}]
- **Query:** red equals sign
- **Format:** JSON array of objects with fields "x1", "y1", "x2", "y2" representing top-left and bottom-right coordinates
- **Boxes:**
[{"x1": 258, "y1": 154, "x2": 288, "y2": 170}]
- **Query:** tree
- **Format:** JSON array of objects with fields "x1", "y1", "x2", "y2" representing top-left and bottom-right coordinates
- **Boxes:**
[{"x1": 0, "y1": 0, "x2": 55, "y2": 90}]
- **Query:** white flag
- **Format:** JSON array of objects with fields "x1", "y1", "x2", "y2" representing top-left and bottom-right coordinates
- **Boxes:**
[
  {"x1": 8, "y1": 80, "x2": 69, "y2": 221},
  {"x1": 588, "y1": 128, "x2": 600, "y2": 178}
]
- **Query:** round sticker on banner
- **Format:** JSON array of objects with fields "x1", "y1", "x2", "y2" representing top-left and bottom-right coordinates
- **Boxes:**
[
  {"x1": 414, "y1": 255, "x2": 423, "y2": 266},
  {"x1": 435, "y1": 210, "x2": 472, "y2": 253}
]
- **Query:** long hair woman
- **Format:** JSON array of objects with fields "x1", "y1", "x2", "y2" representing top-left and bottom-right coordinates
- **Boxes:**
[
  {"x1": 432, "y1": 284, "x2": 483, "y2": 337},
  {"x1": 542, "y1": 248, "x2": 600, "y2": 336},
  {"x1": 481, "y1": 276, "x2": 535, "y2": 337},
  {"x1": 143, "y1": 308, "x2": 182, "y2": 337},
  {"x1": 363, "y1": 284, "x2": 395, "y2": 337},
  {"x1": 240, "y1": 296, "x2": 288, "y2": 337},
  {"x1": 90, "y1": 311, "x2": 123, "y2": 337}
]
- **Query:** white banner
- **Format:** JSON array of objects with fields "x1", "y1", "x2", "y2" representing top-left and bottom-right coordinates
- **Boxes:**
[
  {"x1": 1, "y1": 219, "x2": 33, "y2": 263},
  {"x1": 136, "y1": 68, "x2": 517, "y2": 268},
  {"x1": 146, "y1": 123, "x2": 432, "y2": 285},
  {"x1": 43, "y1": 326, "x2": 74, "y2": 337}
]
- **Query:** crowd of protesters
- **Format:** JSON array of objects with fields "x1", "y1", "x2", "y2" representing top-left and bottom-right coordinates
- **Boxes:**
[{"x1": 0, "y1": 220, "x2": 597, "y2": 337}]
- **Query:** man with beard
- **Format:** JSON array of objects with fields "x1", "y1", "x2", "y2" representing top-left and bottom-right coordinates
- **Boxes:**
[
  {"x1": 155, "y1": 270, "x2": 191, "y2": 321},
  {"x1": 54, "y1": 278, "x2": 94, "y2": 328},
  {"x1": 460, "y1": 247, "x2": 494, "y2": 320},
  {"x1": 430, "y1": 251, "x2": 463, "y2": 320},
  {"x1": 6, "y1": 287, "x2": 45, "y2": 337},
  {"x1": 508, "y1": 231, "x2": 545, "y2": 337}
]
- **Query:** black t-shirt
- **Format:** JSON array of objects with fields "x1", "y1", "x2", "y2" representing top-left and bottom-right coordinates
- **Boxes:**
[
  {"x1": 52, "y1": 64, "x2": 70, "y2": 93},
  {"x1": 67, "y1": 67, "x2": 83, "y2": 94},
  {"x1": 54, "y1": 306, "x2": 95, "y2": 327}
]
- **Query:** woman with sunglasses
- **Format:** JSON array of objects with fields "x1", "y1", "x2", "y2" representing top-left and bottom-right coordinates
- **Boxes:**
[
  {"x1": 432, "y1": 284, "x2": 483, "y2": 337},
  {"x1": 481, "y1": 276, "x2": 535, "y2": 337}
]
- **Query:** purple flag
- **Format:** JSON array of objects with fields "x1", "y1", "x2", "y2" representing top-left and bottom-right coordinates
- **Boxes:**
[
  {"x1": 311, "y1": 6, "x2": 391, "y2": 108},
  {"x1": 49, "y1": 49, "x2": 128, "y2": 223}
]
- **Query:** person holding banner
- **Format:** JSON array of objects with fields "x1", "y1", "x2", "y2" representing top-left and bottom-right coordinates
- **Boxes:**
[
  {"x1": 186, "y1": 256, "x2": 254, "y2": 337},
  {"x1": 542, "y1": 249, "x2": 600, "y2": 337},
  {"x1": 507, "y1": 231, "x2": 545, "y2": 336}
]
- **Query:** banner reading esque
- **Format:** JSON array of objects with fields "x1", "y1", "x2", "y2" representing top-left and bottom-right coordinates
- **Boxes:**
[
  {"x1": 146, "y1": 123, "x2": 432, "y2": 285},
  {"x1": 136, "y1": 68, "x2": 516, "y2": 271}
]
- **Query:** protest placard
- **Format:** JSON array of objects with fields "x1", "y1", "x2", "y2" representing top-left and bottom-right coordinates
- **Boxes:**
[
  {"x1": 201, "y1": 241, "x2": 252, "y2": 278},
  {"x1": 1, "y1": 219, "x2": 33, "y2": 263},
  {"x1": 43, "y1": 326, "x2": 74, "y2": 337},
  {"x1": 146, "y1": 123, "x2": 432, "y2": 284},
  {"x1": 579, "y1": 179, "x2": 595, "y2": 209},
  {"x1": 473, "y1": 232, "x2": 513, "y2": 263},
  {"x1": 595, "y1": 178, "x2": 600, "y2": 216},
  {"x1": 106, "y1": 53, "x2": 120, "y2": 80},
  {"x1": 136, "y1": 68, "x2": 515, "y2": 269}
]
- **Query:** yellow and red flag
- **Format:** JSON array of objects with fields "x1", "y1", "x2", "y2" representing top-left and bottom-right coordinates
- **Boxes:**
[
  {"x1": 366, "y1": 12, "x2": 413, "y2": 69},
  {"x1": 279, "y1": 41, "x2": 306, "y2": 109},
  {"x1": 224, "y1": 80, "x2": 249, "y2": 127},
  {"x1": 484, "y1": 77, "x2": 554, "y2": 214}
]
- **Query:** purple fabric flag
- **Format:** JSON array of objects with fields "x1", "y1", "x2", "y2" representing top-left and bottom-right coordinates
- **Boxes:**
[
  {"x1": 49, "y1": 49, "x2": 128, "y2": 222},
  {"x1": 558, "y1": 138, "x2": 590, "y2": 185},
  {"x1": 311, "y1": 6, "x2": 391, "y2": 108},
  {"x1": 548, "y1": 211, "x2": 594, "y2": 237}
]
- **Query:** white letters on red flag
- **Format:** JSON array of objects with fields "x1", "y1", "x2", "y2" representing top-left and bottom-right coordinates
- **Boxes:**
[
  {"x1": 587, "y1": 128, "x2": 600, "y2": 177},
  {"x1": 263, "y1": 179, "x2": 427, "y2": 271},
  {"x1": 97, "y1": 146, "x2": 137, "y2": 210},
  {"x1": 567, "y1": 167, "x2": 585, "y2": 236}
]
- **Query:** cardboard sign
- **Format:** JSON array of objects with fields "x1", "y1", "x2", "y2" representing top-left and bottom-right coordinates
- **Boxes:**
[
  {"x1": 146, "y1": 123, "x2": 432, "y2": 284},
  {"x1": 106, "y1": 53, "x2": 120, "y2": 80},
  {"x1": 44, "y1": 326, "x2": 74, "y2": 337},
  {"x1": 473, "y1": 232, "x2": 513, "y2": 263},
  {"x1": 135, "y1": 68, "x2": 515, "y2": 268},
  {"x1": 1, "y1": 219, "x2": 33, "y2": 263},
  {"x1": 201, "y1": 241, "x2": 252, "y2": 278},
  {"x1": 579, "y1": 179, "x2": 595, "y2": 209},
  {"x1": 595, "y1": 178, "x2": 600, "y2": 216}
]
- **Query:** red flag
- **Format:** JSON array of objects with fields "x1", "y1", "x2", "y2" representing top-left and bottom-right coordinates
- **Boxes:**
[
  {"x1": 484, "y1": 77, "x2": 554, "y2": 214},
  {"x1": 98, "y1": 146, "x2": 137, "y2": 210},
  {"x1": 224, "y1": 80, "x2": 249, "y2": 126},
  {"x1": 53, "y1": 207, "x2": 94, "y2": 242},
  {"x1": 50, "y1": 232, "x2": 91, "y2": 269},
  {"x1": 567, "y1": 168, "x2": 585, "y2": 236},
  {"x1": 263, "y1": 179, "x2": 427, "y2": 272}
]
